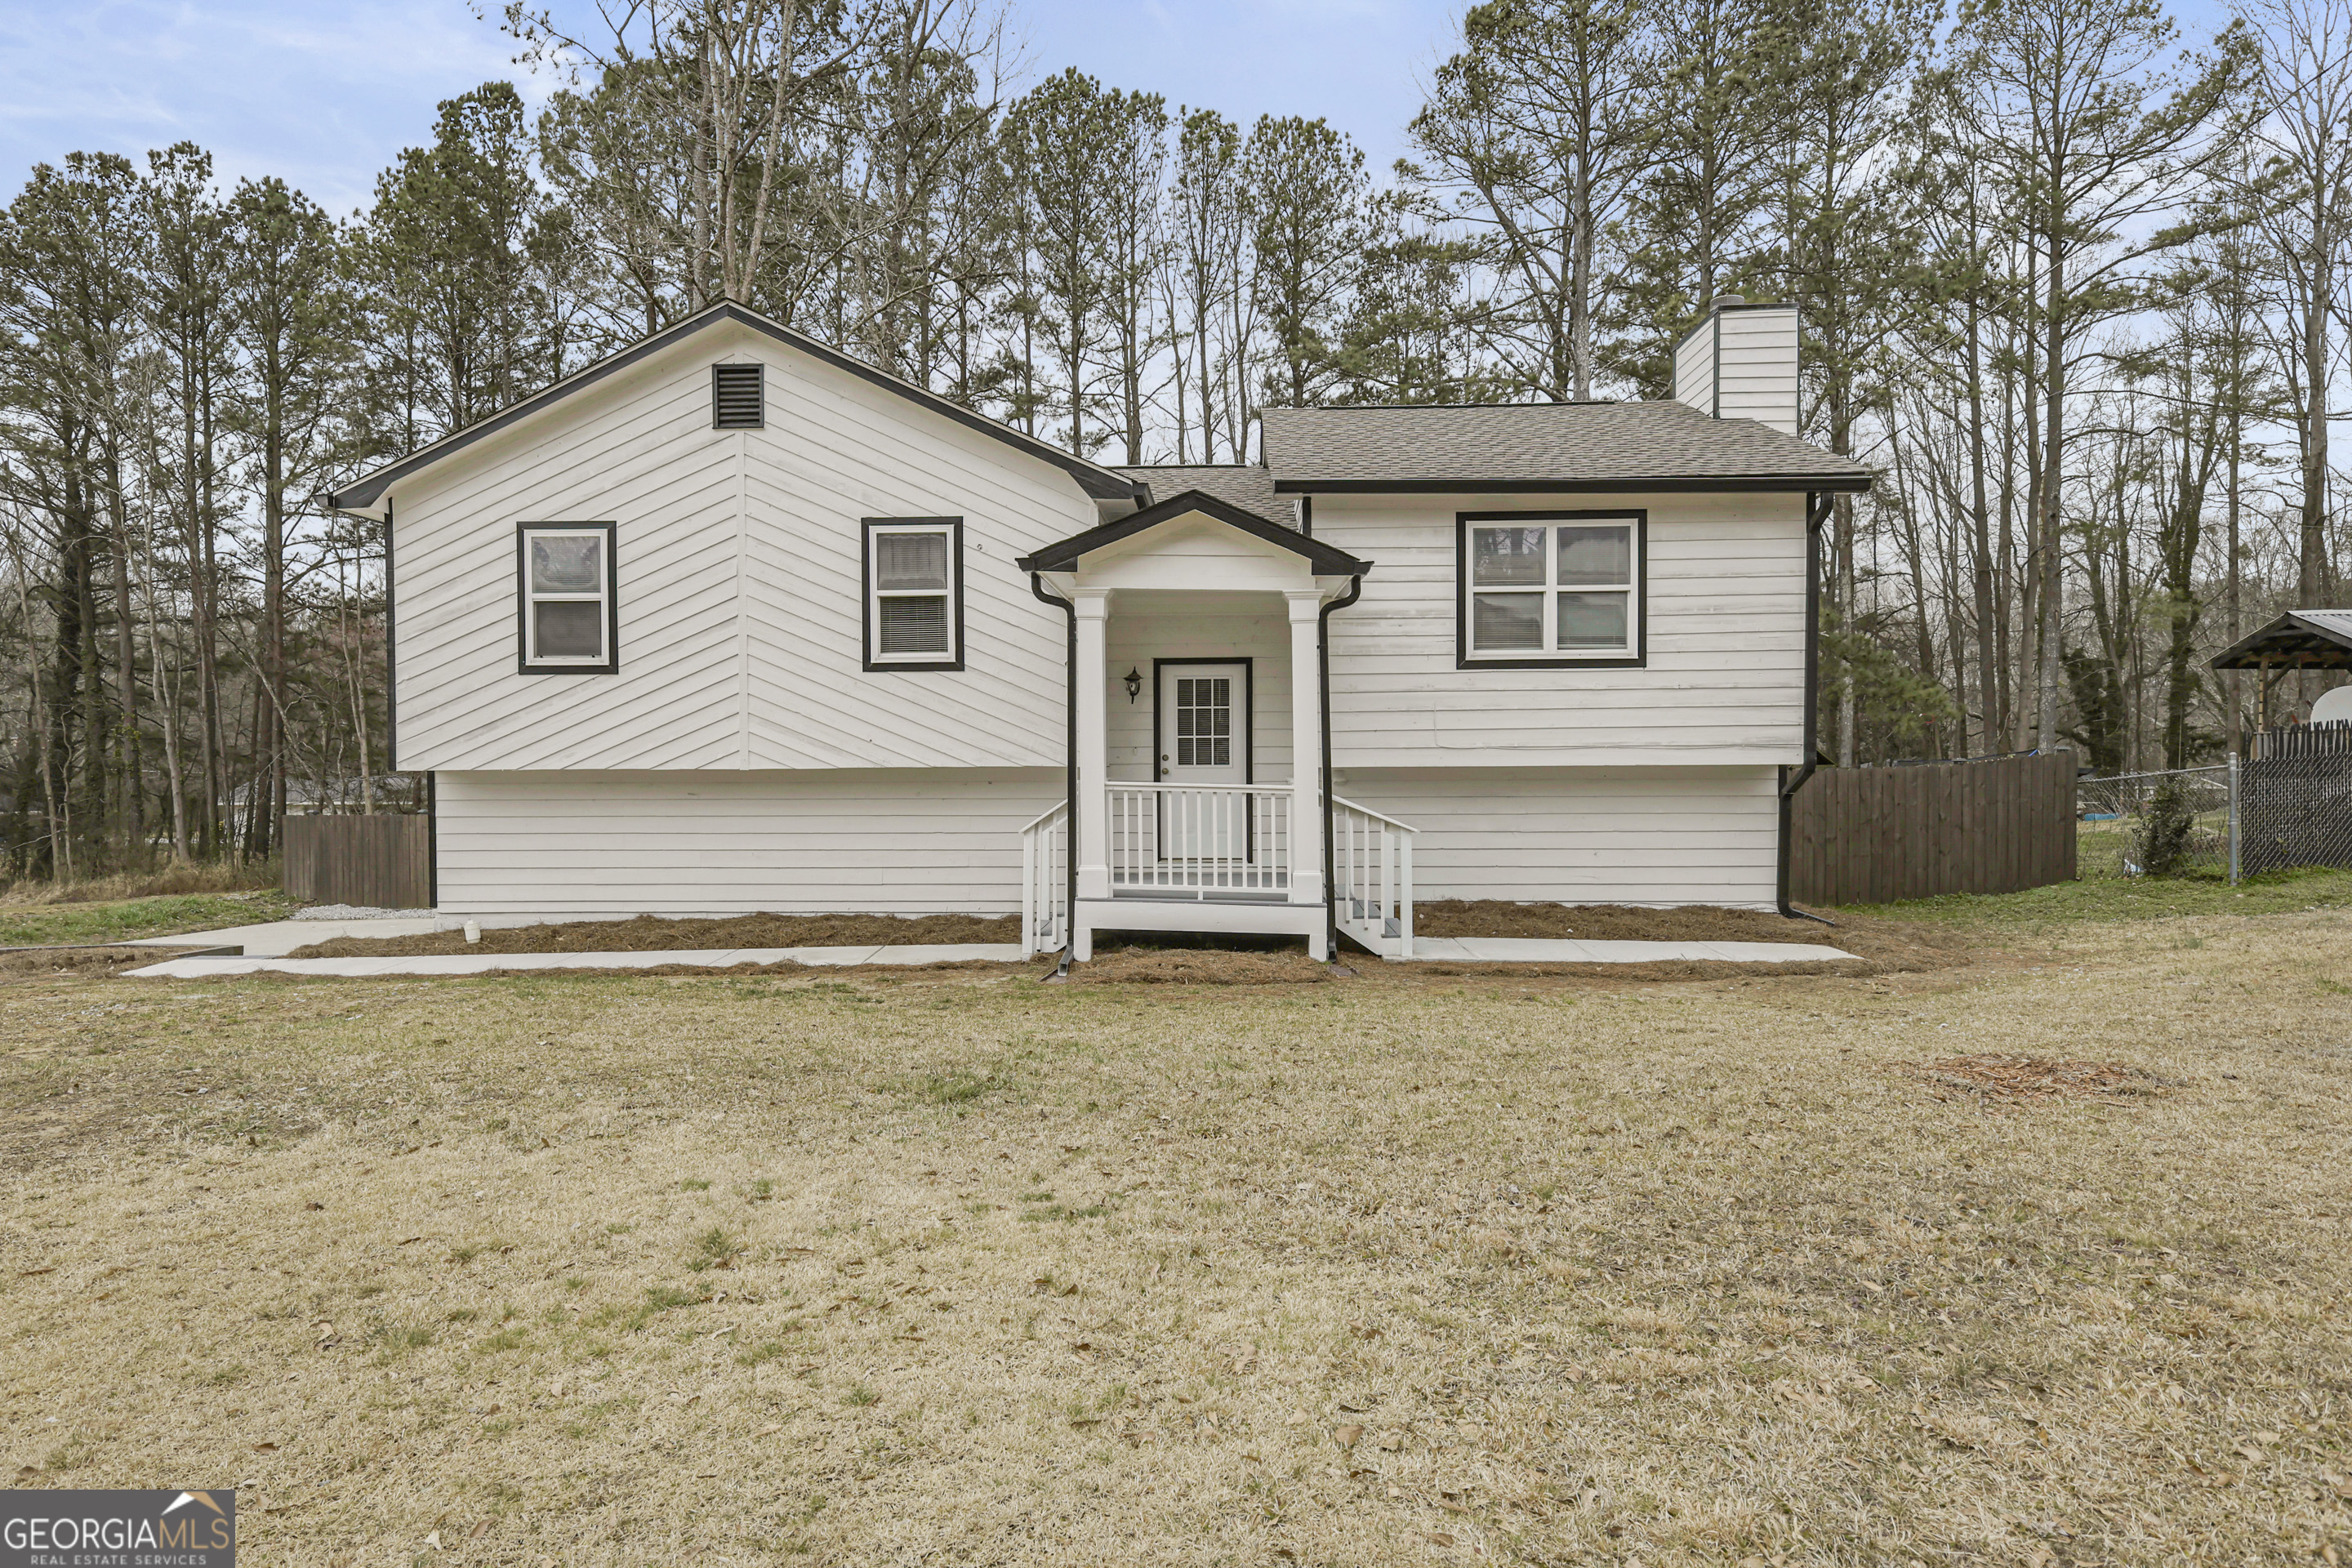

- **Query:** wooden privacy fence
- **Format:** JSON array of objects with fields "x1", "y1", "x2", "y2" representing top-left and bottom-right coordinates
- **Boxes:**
[
  {"x1": 282, "y1": 813, "x2": 432, "y2": 910},
  {"x1": 1788, "y1": 751, "x2": 2076, "y2": 906}
]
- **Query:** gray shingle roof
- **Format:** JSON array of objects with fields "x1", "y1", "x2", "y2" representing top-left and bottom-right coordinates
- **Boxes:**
[
  {"x1": 1116, "y1": 465, "x2": 1290, "y2": 525},
  {"x1": 1257, "y1": 402, "x2": 1874, "y2": 491}
]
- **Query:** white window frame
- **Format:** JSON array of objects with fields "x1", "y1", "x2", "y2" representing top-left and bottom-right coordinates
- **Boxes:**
[
  {"x1": 1458, "y1": 511, "x2": 1644, "y2": 667},
  {"x1": 517, "y1": 522, "x2": 617, "y2": 674},
  {"x1": 862, "y1": 517, "x2": 963, "y2": 671}
]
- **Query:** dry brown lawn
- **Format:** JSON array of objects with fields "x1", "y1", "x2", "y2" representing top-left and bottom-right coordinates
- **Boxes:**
[{"x1": 2, "y1": 910, "x2": 2349, "y2": 1566}]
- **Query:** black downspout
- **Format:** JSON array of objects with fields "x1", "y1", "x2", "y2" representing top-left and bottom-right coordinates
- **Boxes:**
[
  {"x1": 1778, "y1": 492, "x2": 1834, "y2": 924},
  {"x1": 383, "y1": 496, "x2": 396, "y2": 776},
  {"x1": 1031, "y1": 572, "x2": 1078, "y2": 958},
  {"x1": 1318, "y1": 573, "x2": 1364, "y2": 960},
  {"x1": 425, "y1": 768, "x2": 439, "y2": 910},
  {"x1": 390, "y1": 496, "x2": 434, "y2": 906}
]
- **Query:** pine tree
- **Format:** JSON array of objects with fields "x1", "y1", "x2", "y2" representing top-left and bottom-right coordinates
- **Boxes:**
[{"x1": 1242, "y1": 116, "x2": 1370, "y2": 409}]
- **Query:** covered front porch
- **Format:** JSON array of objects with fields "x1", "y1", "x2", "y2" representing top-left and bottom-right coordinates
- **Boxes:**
[{"x1": 1013, "y1": 491, "x2": 1412, "y2": 961}]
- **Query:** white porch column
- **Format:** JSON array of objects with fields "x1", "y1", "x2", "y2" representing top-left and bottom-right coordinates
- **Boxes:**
[
  {"x1": 1285, "y1": 589, "x2": 1325, "y2": 906},
  {"x1": 1074, "y1": 588, "x2": 1113, "y2": 902}
]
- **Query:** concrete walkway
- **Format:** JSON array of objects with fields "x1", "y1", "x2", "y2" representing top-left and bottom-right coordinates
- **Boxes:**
[
  {"x1": 124, "y1": 943, "x2": 1030, "y2": 979},
  {"x1": 123, "y1": 912, "x2": 591, "y2": 958},
  {"x1": 122, "y1": 934, "x2": 1858, "y2": 979},
  {"x1": 1398, "y1": 937, "x2": 1857, "y2": 964}
]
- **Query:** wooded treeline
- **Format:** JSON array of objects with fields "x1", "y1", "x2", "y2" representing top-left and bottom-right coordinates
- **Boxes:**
[{"x1": 2, "y1": 0, "x2": 2345, "y2": 879}]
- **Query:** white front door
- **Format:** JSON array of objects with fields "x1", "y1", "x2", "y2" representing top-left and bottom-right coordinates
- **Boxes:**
[
  {"x1": 1159, "y1": 662, "x2": 1247, "y2": 786},
  {"x1": 1158, "y1": 662, "x2": 1249, "y2": 866}
]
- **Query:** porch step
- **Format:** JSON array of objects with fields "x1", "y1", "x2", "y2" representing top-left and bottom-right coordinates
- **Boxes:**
[
  {"x1": 1336, "y1": 915, "x2": 1404, "y2": 959},
  {"x1": 1073, "y1": 895, "x2": 1329, "y2": 960}
]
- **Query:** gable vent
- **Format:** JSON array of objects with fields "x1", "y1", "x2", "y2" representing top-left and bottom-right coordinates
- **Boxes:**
[{"x1": 712, "y1": 363, "x2": 764, "y2": 429}]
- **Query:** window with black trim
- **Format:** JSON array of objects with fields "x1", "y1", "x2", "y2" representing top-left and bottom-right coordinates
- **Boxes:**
[
  {"x1": 712, "y1": 363, "x2": 764, "y2": 427},
  {"x1": 862, "y1": 518, "x2": 963, "y2": 670},
  {"x1": 518, "y1": 523, "x2": 617, "y2": 673},
  {"x1": 1459, "y1": 511, "x2": 1643, "y2": 665}
]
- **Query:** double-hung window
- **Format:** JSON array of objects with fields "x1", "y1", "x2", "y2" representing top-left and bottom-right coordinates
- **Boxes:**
[
  {"x1": 518, "y1": 522, "x2": 617, "y2": 673},
  {"x1": 862, "y1": 517, "x2": 963, "y2": 670},
  {"x1": 1459, "y1": 512, "x2": 1643, "y2": 666}
]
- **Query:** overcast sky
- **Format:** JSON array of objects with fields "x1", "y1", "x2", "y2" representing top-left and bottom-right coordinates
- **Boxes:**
[{"x1": 0, "y1": 0, "x2": 1457, "y2": 217}]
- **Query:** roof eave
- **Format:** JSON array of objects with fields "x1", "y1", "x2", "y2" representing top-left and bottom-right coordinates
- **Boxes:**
[{"x1": 1269, "y1": 474, "x2": 1874, "y2": 495}]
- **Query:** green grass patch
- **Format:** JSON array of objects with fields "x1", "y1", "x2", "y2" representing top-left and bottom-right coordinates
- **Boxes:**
[
  {"x1": 687, "y1": 1226, "x2": 744, "y2": 1272},
  {"x1": 911, "y1": 1067, "x2": 1012, "y2": 1106},
  {"x1": 1838, "y1": 865, "x2": 2352, "y2": 931},
  {"x1": 0, "y1": 891, "x2": 298, "y2": 948}
]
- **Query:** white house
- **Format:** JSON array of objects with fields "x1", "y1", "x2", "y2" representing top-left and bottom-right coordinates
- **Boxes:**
[{"x1": 326, "y1": 297, "x2": 1871, "y2": 960}]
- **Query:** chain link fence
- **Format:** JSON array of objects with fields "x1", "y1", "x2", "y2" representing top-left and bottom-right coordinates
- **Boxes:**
[
  {"x1": 2240, "y1": 728, "x2": 2352, "y2": 875},
  {"x1": 2078, "y1": 724, "x2": 2352, "y2": 880},
  {"x1": 2076, "y1": 766, "x2": 2232, "y2": 879}
]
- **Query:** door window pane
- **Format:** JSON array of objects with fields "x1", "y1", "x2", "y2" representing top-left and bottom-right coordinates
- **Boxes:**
[
  {"x1": 1472, "y1": 593, "x2": 1544, "y2": 650},
  {"x1": 1557, "y1": 591, "x2": 1628, "y2": 648},
  {"x1": 534, "y1": 599, "x2": 604, "y2": 659},
  {"x1": 1557, "y1": 525, "x2": 1631, "y2": 586},
  {"x1": 1472, "y1": 527, "x2": 1547, "y2": 586},
  {"x1": 531, "y1": 535, "x2": 601, "y2": 593},
  {"x1": 1175, "y1": 677, "x2": 1232, "y2": 767},
  {"x1": 876, "y1": 531, "x2": 949, "y2": 590},
  {"x1": 878, "y1": 595, "x2": 949, "y2": 655}
]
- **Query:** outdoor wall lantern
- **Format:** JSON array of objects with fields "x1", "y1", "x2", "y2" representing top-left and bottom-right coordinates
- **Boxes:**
[{"x1": 1124, "y1": 666, "x2": 1143, "y2": 703}]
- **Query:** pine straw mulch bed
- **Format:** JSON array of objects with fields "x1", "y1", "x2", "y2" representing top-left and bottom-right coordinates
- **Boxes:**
[
  {"x1": 263, "y1": 901, "x2": 1976, "y2": 987},
  {"x1": 0, "y1": 946, "x2": 232, "y2": 982},
  {"x1": 1892, "y1": 1052, "x2": 2174, "y2": 1105},
  {"x1": 287, "y1": 911, "x2": 1022, "y2": 959}
]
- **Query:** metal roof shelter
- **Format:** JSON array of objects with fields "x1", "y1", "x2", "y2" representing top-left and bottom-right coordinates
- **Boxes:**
[{"x1": 2208, "y1": 610, "x2": 2352, "y2": 728}]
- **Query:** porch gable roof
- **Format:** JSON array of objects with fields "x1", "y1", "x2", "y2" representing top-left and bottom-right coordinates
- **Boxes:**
[{"x1": 1013, "y1": 488, "x2": 1372, "y2": 577}]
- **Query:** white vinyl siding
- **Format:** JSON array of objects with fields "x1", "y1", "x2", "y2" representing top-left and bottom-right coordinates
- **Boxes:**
[
  {"x1": 1671, "y1": 304, "x2": 1798, "y2": 436},
  {"x1": 1713, "y1": 307, "x2": 1800, "y2": 435},
  {"x1": 389, "y1": 323, "x2": 1094, "y2": 772},
  {"x1": 1333, "y1": 765, "x2": 1781, "y2": 908},
  {"x1": 433, "y1": 768, "x2": 1062, "y2": 917},
  {"x1": 1318, "y1": 489, "x2": 1807, "y2": 768}
]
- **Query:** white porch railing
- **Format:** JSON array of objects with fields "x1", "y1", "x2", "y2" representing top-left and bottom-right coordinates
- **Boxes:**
[
  {"x1": 1107, "y1": 782, "x2": 1292, "y2": 896},
  {"x1": 1332, "y1": 795, "x2": 1417, "y2": 958},
  {"x1": 1019, "y1": 800, "x2": 1069, "y2": 956}
]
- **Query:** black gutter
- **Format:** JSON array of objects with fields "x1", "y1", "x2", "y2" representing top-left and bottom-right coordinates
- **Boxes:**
[
  {"x1": 1031, "y1": 572, "x2": 1079, "y2": 956},
  {"x1": 1778, "y1": 492, "x2": 1835, "y2": 925},
  {"x1": 1270, "y1": 474, "x2": 1873, "y2": 496},
  {"x1": 1318, "y1": 573, "x2": 1364, "y2": 961}
]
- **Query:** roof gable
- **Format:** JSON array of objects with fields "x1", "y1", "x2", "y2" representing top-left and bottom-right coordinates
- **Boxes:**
[
  {"x1": 327, "y1": 301, "x2": 1144, "y2": 513},
  {"x1": 1013, "y1": 489, "x2": 1371, "y2": 577}
]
